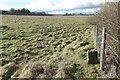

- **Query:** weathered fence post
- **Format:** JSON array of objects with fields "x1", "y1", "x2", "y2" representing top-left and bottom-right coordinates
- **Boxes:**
[
  {"x1": 93, "y1": 24, "x2": 98, "y2": 50},
  {"x1": 100, "y1": 27, "x2": 106, "y2": 71}
]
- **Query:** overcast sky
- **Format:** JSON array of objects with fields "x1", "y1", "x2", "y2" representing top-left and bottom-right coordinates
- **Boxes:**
[{"x1": 0, "y1": 0, "x2": 108, "y2": 14}]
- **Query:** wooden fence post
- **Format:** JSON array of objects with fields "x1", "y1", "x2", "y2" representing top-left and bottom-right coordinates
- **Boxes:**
[
  {"x1": 100, "y1": 27, "x2": 106, "y2": 71},
  {"x1": 93, "y1": 24, "x2": 98, "y2": 50}
]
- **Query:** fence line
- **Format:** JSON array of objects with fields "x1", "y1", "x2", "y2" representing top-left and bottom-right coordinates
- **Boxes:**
[
  {"x1": 105, "y1": 40, "x2": 119, "y2": 65},
  {"x1": 92, "y1": 25, "x2": 120, "y2": 78},
  {"x1": 105, "y1": 32, "x2": 120, "y2": 45},
  {"x1": 97, "y1": 26, "x2": 120, "y2": 45}
]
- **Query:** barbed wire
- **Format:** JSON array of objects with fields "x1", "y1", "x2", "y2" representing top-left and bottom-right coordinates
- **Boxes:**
[
  {"x1": 93, "y1": 24, "x2": 120, "y2": 61},
  {"x1": 105, "y1": 40, "x2": 119, "y2": 65},
  {"x1": 96, "y1": 26, "x2": 120, "y2": 45},
  {"x1": 105, "y1": 32, "x2": 120, "y2": 45}
]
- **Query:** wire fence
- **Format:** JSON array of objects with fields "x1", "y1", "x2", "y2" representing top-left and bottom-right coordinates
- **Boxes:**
[{"x1": 92, "y1": 25, "x2": 120, "y2": 78}]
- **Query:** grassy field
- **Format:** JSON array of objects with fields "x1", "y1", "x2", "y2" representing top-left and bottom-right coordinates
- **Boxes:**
[{"x1": 0, "y1": 15, "x2": 100, "y2": 78}]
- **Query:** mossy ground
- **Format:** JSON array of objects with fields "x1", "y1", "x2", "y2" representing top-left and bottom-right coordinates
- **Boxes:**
[{"x1": 0, "y1": 15, "x2": 100, "y2": 78}]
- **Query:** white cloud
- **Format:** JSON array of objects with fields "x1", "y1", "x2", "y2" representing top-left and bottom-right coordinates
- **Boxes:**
[
  {"x1": 49, "y1": 8, "x2": 100, "y2": 14},
  {"x1": 0, "y1": 0, "x2": 107, "y2": 13},
  {"x1": 0, "y1": 0, "x2": 30, "y2": 3},
  {"x1": 0, "y1": 2, "x2": 9, "y2": 10},
  {"x1": 25, "y1": 0, "x2": 55, "y2": 11},
  {"x1": 25, "y1": 0, "x2": 105, "y2": 12}
]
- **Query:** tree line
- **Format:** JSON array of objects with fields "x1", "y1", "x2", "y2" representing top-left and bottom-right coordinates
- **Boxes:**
[
  {"x1": 0, "y1": 8, "x2": 92, "y2": 16},
  {"x1": 0, "y1": 8, "x2": 52, "y2": 16}
]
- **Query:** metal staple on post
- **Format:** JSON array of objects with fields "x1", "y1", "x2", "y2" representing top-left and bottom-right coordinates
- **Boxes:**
[{"x1": 100, "y1": 27, "x2": 106, "y2": 71}]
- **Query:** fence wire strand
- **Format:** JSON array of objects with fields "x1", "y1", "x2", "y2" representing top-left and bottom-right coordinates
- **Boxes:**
[
  {"x1": 97, "y1": 27, "x2": 120, "y2": 45},
  {"x1": 105, "y1": 40, "x2": 119, "y2": 65},
  {"x1": 93, "y1": 25, "x2": 120, "y2": 78},
  {"x1": 105, "y1": 32, "x2": 120, "y2": 45}
]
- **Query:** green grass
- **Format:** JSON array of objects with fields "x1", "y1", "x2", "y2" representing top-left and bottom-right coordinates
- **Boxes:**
[{"x1": 1, "y1": 15, "x2": 100, "y2": 78}]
